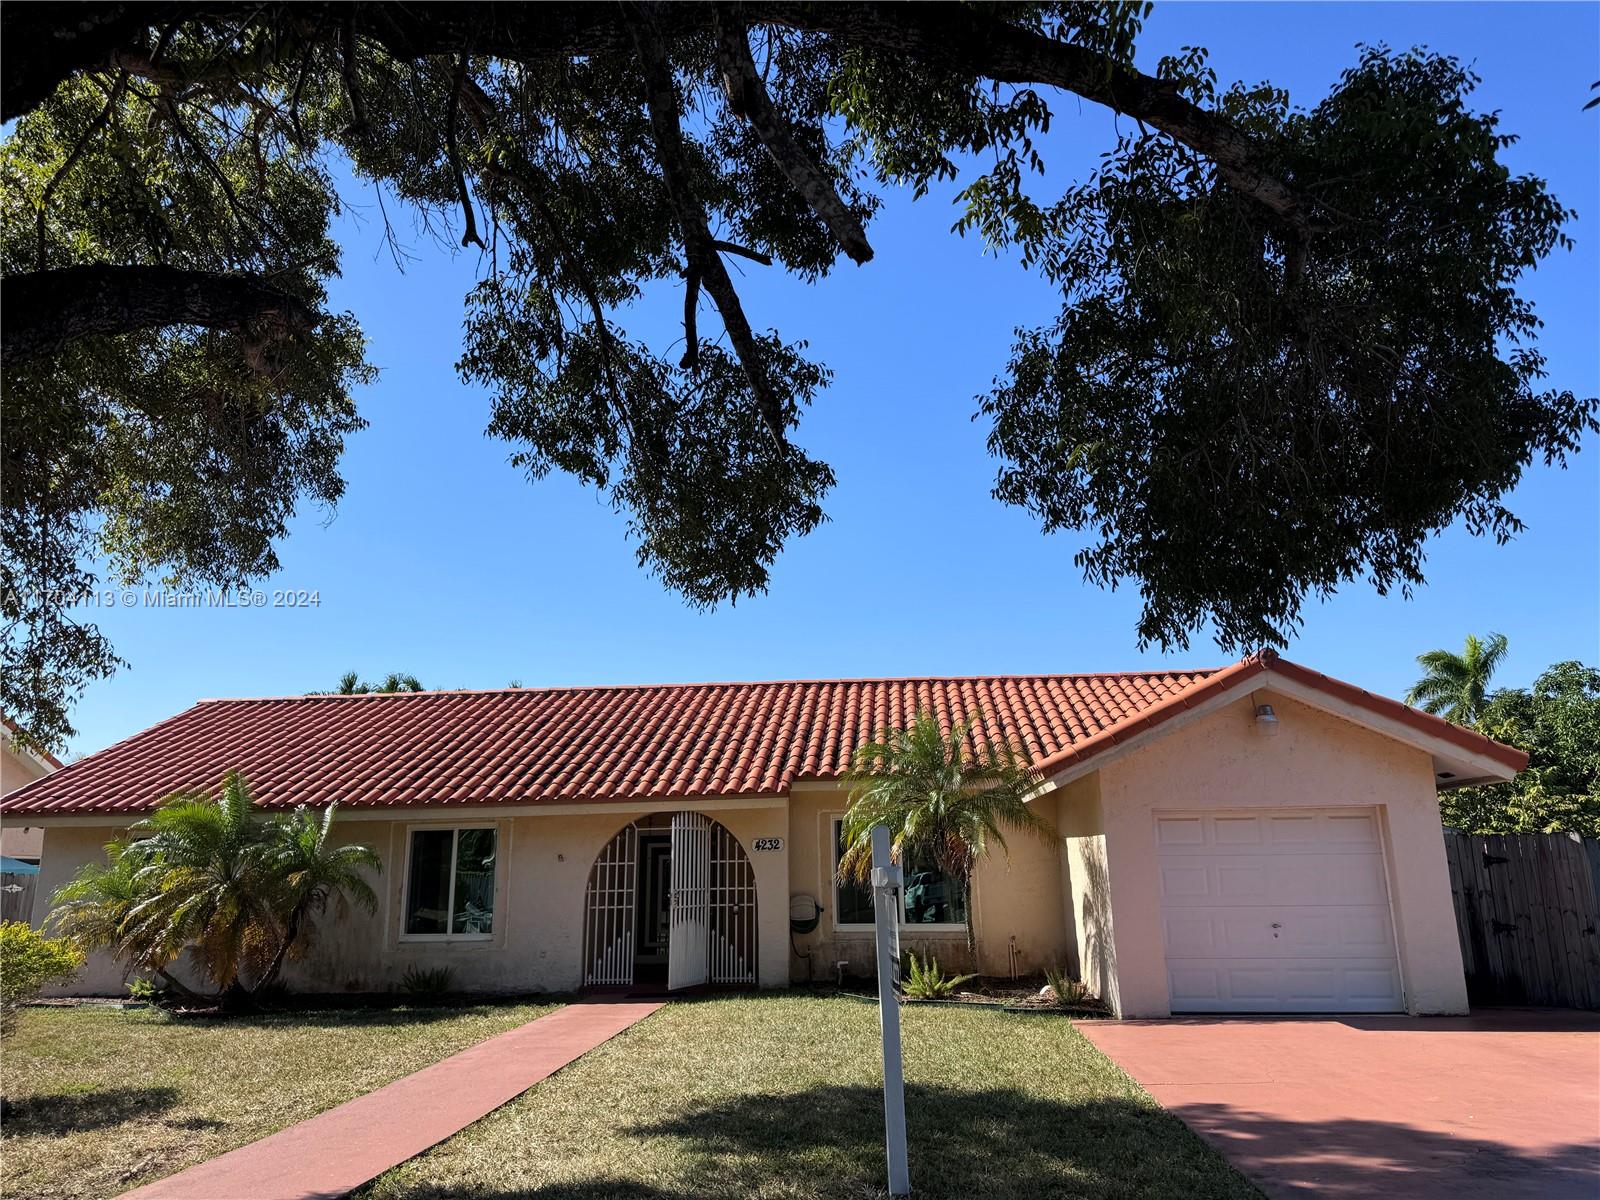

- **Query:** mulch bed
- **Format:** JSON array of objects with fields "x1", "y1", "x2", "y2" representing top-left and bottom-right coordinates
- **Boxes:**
[{"x1": 820, "y1": 974, "x2": 1111, "y2": 1017}]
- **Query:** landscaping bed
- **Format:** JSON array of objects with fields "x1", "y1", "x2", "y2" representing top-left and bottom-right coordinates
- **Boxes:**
[{"x1": 824, "y1": 972, "x2": 1112, "y2": 1016}]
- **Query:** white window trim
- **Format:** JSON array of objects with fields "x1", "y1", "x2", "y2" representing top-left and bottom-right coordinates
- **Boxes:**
[
  {"x1": 399, "y1": 824, "x2": 497, "y2": 943},
  {"x1": 828, "y1": 817, "x2": 968, "y2": 935}
]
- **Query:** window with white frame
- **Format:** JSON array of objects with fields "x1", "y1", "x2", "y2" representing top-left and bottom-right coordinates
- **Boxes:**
[
  {"x1": 404, "y1": 826, "x2": 497, "y2": 937},
  {"x1": 831, "y1": 818, "x2": 967, "y2": 928}
]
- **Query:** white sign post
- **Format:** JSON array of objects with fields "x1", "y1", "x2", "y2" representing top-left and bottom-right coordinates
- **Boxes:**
[{"x1": 871, "y1": 824, "x2": 910, "y2": 1197}]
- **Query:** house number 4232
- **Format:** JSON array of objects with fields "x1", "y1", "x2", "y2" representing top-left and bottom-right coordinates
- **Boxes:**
[{"x1": 753, "y1": 837, "x2": 783, "y2": 852}]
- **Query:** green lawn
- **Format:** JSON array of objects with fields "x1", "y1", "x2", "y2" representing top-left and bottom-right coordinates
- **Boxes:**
[
  {"x1": 360, "y1": 996, "x2": 1259, "y2": 1200},
  {"x1": 0, "y1": 1000, "x2": 561, "y2": 1200}
]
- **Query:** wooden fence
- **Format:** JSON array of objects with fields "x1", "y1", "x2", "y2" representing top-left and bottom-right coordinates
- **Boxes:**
[
  {"x1": 1442, "y1": 829, "x2": 1600, "y2": 1009},
  {"x1": 0, "y1": 873, "x2": 38, "y2": 924}
]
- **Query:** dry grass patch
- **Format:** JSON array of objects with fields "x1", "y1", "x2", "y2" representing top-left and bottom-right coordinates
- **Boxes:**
[
  {"x1": 0, "y1": 1000, "x2": 560, "y2": 1199},
  {"x1": 362, "y1": 995, "x2": 1259, "y2": 1200}
]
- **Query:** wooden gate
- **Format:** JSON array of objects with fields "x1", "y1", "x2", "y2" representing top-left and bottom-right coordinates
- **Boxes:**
[{"x1": 1443, "y1": 829, "x2": 1600, "y2": 1009}]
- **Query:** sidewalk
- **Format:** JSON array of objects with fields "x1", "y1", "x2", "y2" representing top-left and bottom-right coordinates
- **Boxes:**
[{"x1": 118, "y1": 999, "x2": 663, "y2": 1200}]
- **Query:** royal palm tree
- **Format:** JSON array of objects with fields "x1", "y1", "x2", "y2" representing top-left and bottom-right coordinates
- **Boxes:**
[
  {"x1": 1406, "y1": 633, "x2": 1510, "y2": 726},
  {"x1": 840, "y1": 712, "x2": 1056, "y2": 958},
  {"x1": 256, "y1": 803, "x2": 381, "y2": 989}
]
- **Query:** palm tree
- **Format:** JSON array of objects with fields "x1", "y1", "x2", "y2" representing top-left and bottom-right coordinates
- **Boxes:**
[
  {"x1": 840, "y1": 712, "x2": 1056, "y2": 959},
  {"x1": 256, "y1": 803, "x2": 381, "y2": 988},
  {"x1": 124, "y1": 773, "x2": 281, "y2": 1007},
  {"x1": 48, "y1": 773, "x2": 379, "y2": 1008},
  {"x1": 47, "y1": 841, "x2": 209, "y2": 1005},
  {"x1": 1406, "y1": 633, "x2": 1510, "y2": 726},
  {"x1": 333, "y1": 671, "x2": 424, "y2": 694}
]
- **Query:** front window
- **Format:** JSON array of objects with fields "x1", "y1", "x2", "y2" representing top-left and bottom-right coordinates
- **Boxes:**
[
  {"x1": 405, "y1": 826, "x2": 496, "y2": 937},
  {"x1": 833, "y1": 819, "x2": 966, "y2": 928}
]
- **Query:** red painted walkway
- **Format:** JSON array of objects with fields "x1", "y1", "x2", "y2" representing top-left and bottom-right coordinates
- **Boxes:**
[
  {"x1": 1078, "y1": 1009, "x2": 1600, "y2": 1199},
  {"x1": 118, "y1": 999, "x2": 663, "y2": 1200}
]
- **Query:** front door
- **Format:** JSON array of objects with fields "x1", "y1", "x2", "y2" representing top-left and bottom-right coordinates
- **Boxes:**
[{"x1": 667, "y1": 811, "x2": 711, "y2": 990}]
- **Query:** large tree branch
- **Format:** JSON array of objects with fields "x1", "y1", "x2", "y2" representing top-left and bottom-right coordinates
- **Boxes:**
[
  {"x1": 760, "y1": 4, "x2": 1317, "y2": 230},
  {"x1": 2, "y1": 264, "x2": 315, "y2": 362},
  {"x1": 625, "y1": 2, "x2": 787, "y2": 445},
  {"x1": 712, "y1": 11, "x2": 873, "y2": 264},
  {"x1": 5, "y1": 3, "x2": 1323, "y2": 233}
]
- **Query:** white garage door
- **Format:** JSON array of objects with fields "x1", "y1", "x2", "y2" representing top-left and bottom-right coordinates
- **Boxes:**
[{"x1": 1158, "y1": 808, "x2": 1403, "y2": 1013}]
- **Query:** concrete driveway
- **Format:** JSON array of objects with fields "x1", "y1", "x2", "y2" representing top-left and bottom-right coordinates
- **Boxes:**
[{"x1": 1077, "y1": 1010, "x2": 1600, "y2": 1199}]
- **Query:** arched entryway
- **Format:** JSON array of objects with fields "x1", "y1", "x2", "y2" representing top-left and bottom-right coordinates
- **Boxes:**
[{"x1": 582, "y1": 812, "x2": 757, "y2": 989}]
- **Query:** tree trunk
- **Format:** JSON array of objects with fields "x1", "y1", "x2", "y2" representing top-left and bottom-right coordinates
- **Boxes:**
[
  {"x1": 255, "y1": 907, "x2": 304, "y2": 991},
  {"x1": 961, "y1": 873, "x2": 977, "y2": 970},
  {"x1": 153, "y1": 967, "x2": 214, "y2": 1007}
]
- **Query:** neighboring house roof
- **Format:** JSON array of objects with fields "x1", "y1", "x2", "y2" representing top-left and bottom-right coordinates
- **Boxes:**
[
  {"x1": 0, "y1": 653, "x2": 1525, "y2": 816},
  {"x1": 2, "y1": 715, "x2": 65, "y2": 771}
]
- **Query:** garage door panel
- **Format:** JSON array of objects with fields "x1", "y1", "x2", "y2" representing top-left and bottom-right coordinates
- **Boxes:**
[
  {"x1": 1163, "y1": 905, "x2": 1396, "y2": 958},
  {"x1": 1159, "y1": 854, "x2": 1390, "y2": 906},
  {"x1": 1158, "y1": 808, "x2": 1402, "y2": 1013},
  {"x1": 1169, "y1": 959, "x2": 1402, "y2": 1013}
]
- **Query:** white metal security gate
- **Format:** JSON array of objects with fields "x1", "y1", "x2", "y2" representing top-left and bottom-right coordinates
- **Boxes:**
[
  {"x1": 668, "y1": 812, "x2": 712, "y2": 989},
  {"x1": 709, "y1": 820, "x2": 757, "y2": 985},
  {"x1": 581, "y1": 813, "x2": 757, "y2": 989},
  {"x1": 582, "y1": 823, "x2": 637, "y2": 986}
]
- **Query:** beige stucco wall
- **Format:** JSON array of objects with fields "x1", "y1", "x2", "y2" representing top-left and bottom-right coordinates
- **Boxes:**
[
  {"x1": 1, "y1": 740, "x2": 54, "y2": 860},
  {"x1": 1083, "y1": 689, "x2": 1468, "y2": 1017},
  {"x1": 33, "y1": 803, "x2": 790, "y2": 996},
  {"x1": 786, "y1": 782, "x2": 1069, "y2": 984}
]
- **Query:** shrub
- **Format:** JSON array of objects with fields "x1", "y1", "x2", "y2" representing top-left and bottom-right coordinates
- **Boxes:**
[
  {"x1": 0, "y1": 922, "x2": 84, "y2": 1037},
  {"x1": 1042, "y1": 965, "x2": 1090, "y2": 1007},
  {"x1": 899, "y1": 952, "x2": 975, "y2": 1000},
  {"x1": 399, "y1": 965, "x2": 456, "y2": 997}
]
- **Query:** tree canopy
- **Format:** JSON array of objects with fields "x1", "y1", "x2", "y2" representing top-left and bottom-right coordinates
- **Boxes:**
[
  {"x1": 2, "y1": 2, "x2": 1595, "y2": 748},
  {"x1": 1441, "y1": 661, "x2": 1600, "y2": 838}
]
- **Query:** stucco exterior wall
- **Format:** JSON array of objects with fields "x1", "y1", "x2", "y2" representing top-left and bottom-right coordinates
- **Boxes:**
[
  {"x1": 1088, "y1": 689, "x2": 1468, "y2": 1017},
  {"x1": 34, "y1": 803, "x2": 790, "y2": 996},
  {"x1": 2, "y1": 741, "x2": 54, "y2": 860},
  {"x1": 787, "y1": 782, "x2": 1069, "y2": 983}
]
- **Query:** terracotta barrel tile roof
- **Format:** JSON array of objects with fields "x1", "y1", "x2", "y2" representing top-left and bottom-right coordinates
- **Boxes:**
[
  {"x1": 1, "y1": 655, "x2": 1526, "y2": 817},
  {"x1": 0, "y1": 671, "x2": 1217, "y2": 815}
]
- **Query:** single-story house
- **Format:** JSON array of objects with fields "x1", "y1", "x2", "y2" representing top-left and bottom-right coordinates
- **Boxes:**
[{"x1": 0, "y1": 651, "x2": 1525, "y2": 1017}]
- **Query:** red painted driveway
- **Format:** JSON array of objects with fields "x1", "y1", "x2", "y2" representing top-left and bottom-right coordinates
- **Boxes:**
[{"x1": 1078, "y1": 1009, "x2": 1600, "y2": 1199}]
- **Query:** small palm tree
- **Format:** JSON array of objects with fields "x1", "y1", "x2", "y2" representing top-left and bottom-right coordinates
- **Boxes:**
[
  {"x1": 1406, "y1": 633, "x2": 1510, "y2": 726},
  {"x1": 124, "y1": 773, "x2": 280, "y2": 1006},
  {"x1": 840, "y1": 712, "x2": 1056, "y2": 958},
  {"x1": 333, "y1": 671, "x2": 424, "y2": 695},
  {"x1": 49, "y1": 772, "x2": 379, "y2": 1008},
  {"x1": 47, "y1": 841, "x2": 208, "y2": 1004},
  {"x1": 256, "y1": 803, "x2": 380, "y2": 988}
]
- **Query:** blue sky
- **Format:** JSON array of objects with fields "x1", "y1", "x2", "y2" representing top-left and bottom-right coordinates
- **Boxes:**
[{"x1": 61, "y1": 2, "x2": 1598, "y2": 757}]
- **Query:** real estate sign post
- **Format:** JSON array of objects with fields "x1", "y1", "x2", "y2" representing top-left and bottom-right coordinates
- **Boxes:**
[{"x1": 871, "y1": 823, "x2": 910, "y2": 1197}]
